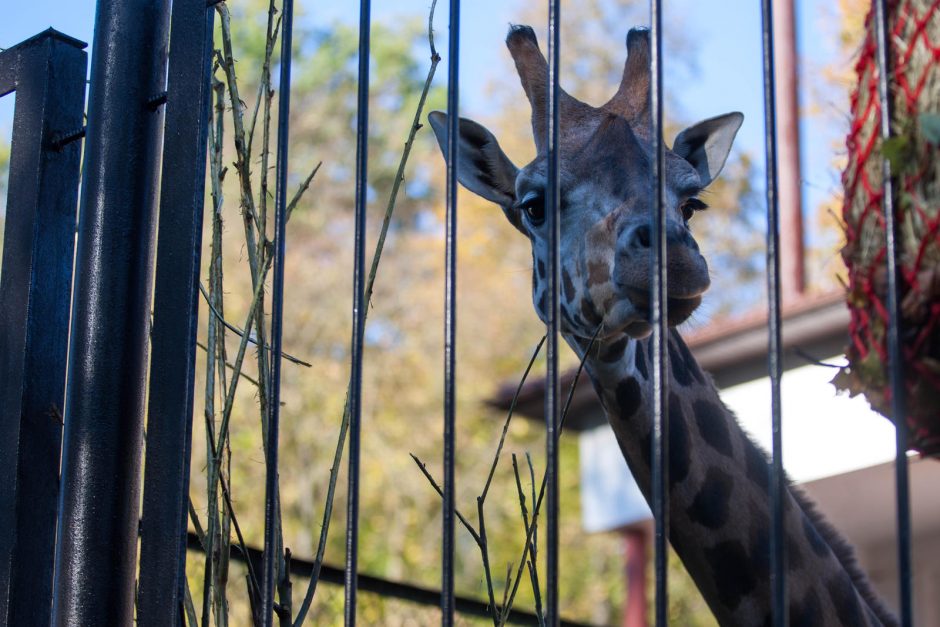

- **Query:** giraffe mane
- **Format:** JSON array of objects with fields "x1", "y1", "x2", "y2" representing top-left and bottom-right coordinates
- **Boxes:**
[{"x1": 789, "y1": 486, "x2": 899, "y2": 626}]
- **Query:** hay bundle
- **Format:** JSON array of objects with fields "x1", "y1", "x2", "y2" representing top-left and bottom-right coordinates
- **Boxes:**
[{"x1": 836, "y1": 0, "x2": 940, "y2": 456}]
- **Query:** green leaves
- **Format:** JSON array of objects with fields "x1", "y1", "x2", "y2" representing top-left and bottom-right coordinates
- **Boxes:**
[
  {"x1": 881, "y1": 135, "x2": 912, "y2": 173},
  {"x1": 919, "y1": 112, "x2": 940, "y2": 146}
]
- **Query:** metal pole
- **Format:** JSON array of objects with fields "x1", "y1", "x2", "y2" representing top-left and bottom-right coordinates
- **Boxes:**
[
  {"x1": 137, "y1": 1, "x2": 216, "y2": 624},
  {"x1": 871, "y1": 1, "x2": 913, "y2": 624},
  {"x1": 442, "y1": 0, "x2": 460, "y2": 622},
  {"x1": 52, "y1": 0, "x2": 171, "y2": 623},
  {"x1": 262, "y1": 0, "x2": 294, "y2": 623},
  {"x1": 0, "y1": 30, "x2": 86, "y2": 627},
  {"x1": 649, "y1": 2, "x2": 670, "y2": 624},
  {"x1": 759, "y1": 1, "x2": 788, "y2": 623},
  {"x1": 345, "y1": 0, "x2": 371, "y2": 623},
  {"x1": 545, "y1": 1, "x2": 562, "y2": 624}
]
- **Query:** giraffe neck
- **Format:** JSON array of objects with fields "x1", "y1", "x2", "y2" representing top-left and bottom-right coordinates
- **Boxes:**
[{"x1": 562, "y1": 330, "x2": 897, "y2": 627}]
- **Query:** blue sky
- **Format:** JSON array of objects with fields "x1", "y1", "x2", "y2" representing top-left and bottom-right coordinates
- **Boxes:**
[{"x1": 2, "y1": 0, "x2": 850, "y2": 254}]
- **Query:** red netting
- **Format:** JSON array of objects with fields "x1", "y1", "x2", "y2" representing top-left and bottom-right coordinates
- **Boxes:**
[{"x1": 838, "y1": 0, "x2": 940, "y2": 456}]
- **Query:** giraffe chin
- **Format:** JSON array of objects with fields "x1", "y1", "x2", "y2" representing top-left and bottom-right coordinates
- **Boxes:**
[{"x1": 600, "y1": 294, "x2": 702, "y2": 339}]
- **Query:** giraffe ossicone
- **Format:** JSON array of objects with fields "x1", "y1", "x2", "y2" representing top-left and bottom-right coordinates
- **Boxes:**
[{"x1": 429, "y1": 24, "x2": 898, "y2": 627}]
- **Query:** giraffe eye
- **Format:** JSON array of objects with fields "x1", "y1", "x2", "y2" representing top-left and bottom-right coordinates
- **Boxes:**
[
  {"x1": 680, "y1": 197, "x2": 708, "y2": 222},
  {"x1": 519, "y1": 191, "x2": 546, "y2": 227}
]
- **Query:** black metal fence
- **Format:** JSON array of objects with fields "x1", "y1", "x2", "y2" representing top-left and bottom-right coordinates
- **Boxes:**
[{"x1": 0, "y1": 0, "x2": 913, "y2": 625}]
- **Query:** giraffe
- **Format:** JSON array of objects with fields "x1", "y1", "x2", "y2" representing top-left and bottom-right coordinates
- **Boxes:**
[{"x1": 428, "y1": 25, "x2": 899, "y2": 626}]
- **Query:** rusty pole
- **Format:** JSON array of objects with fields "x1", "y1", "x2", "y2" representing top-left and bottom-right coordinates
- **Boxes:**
[{"x1": 773, "y1": 0, "x2": 806, "y2": 302}]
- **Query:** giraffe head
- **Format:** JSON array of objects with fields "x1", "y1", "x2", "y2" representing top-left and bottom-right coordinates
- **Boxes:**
[{"x1": 429, "y1": 25, "x2": 743, "y2": 341}]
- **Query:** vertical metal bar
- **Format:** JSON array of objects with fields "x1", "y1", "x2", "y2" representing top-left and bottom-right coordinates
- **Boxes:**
[
  {"x1": 137, "y1": 2, "x2": 215, "y2": 624},
  {"x1": 261, "y1": 0, "x2": 294, "y2": 623},
  {"x1": 0, "y1": 30, "x2": 86, "y2": 627},
  {"x1": 648, "y1": 2, "x2": 669, "y2": 625},
  {"x1": 545, "y1": 0, "x2": 562, "y2": 624},
  {"x1": 346, "y1": 0, "x2": 371, "y2": 623},
  {"x1": 52, "y1": 0, "x2": 171, "y2": 623},
  {"x1": 442, "y1": 0, "x2": 460, "y2": 623},
  {"x1": 759, "y1": 1, "x2": 787, "y2": 623},
  {"x1": 871, "y1": 1, "x2": 913, "y2": 624}
]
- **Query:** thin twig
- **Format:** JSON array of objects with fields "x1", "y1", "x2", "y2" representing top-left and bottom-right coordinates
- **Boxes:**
[
  {"x1": 498, "y1": 327, "x2": 600, "y2": 624},
  {"x1": 189, "y1": 498, "x2": 207, "y2": 548},
  {"x1": 216, "y1": 5, "x2": 263, "y2": 265},
  {"x1": 199, "y1": 283, "x2": 312, "y2": 367},
  {"x1": 184, "y1": 577, "x2": 200, "y2": 627},
  {"x1": 477, "y1": 497, "x2": 500, "y2": 625},
  {"x1": 410, "y1": 454, "x2": 480, "y2": 544},
  {"x1": 286, "y1": 161, "x2": 322, "y2": 221},
  {"x1": 500, "y1": 562, "x2": 514, "y2": 622},
  {"x1": 512, "y1": 455, "x2": 544, "y2": 626},
  {"x1": 197, "y1": 341, "x2": 261, "y2": 387},
  {"x1": 480, "y1": 335, "x2": 547, "y2": 502},
  {"x1": 247, "y1": 0, "x2": 281, "y2": 161},
  {"x1": 212, "y1": 254, "x2": 274, "y2": 470}
]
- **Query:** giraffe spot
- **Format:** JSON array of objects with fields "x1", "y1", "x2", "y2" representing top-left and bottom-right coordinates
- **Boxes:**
[
  {"x1": 671, "y1": 330, "x2": 706, "y2": 385},
  {"x1": 537, "y1": 258, "x2": 546, "y2": 280},
  {"x1": 803, "y1": 515, "x2": 829, "y2": 557},
  {"x1": 788, "y1": 531, "x2": 805, "y2": 571},
  {"x1": 704, "y1": 540, "x2": 756, "y2": 610},
  {"x1": 639, "y1": 430, "x2": 652, "y2": 469},
  {"x1": 749, "y1": 510, "x2": 771, "y2": 577},
  {"x1": 536, "y1": 290, "x2": 548, "y2": 317},
  {"x1": 668, "y1": 393, "x2": 691, "y2": 486},
  {"x1": 561, "y1": 306, "x2": 579, "y2": 331},
  {"x1": 600, "y1": 335, "x2": 629, "y2": 363},
  {"x1": 587, "y1": 260, "x2": 609, "y2": 287},
  {"x1": 562, "y1": 268, "x2": 576, "y2": 302},
  {"x1": 686, "y1": 467, "x2": 733, "y2": 529},
  {"x1": 790, "y1": 590, "x2": 823, "y2": 627},
  {"x1": 668, "y1": 340, "x2": 694, "y2": 386},
  {"x1": 692, "y1": 399, "x2": 733, "y2": 457},
  {"x1": 580, "y1": 297, "x2": 602, "y2": 325},
  {"x1": 614, "y1": 378, "x2": 642, "y2": 419},
  {"x1": 634, "y1": 344, "x2": 648, "y2": 379},
  {"x1": 745, "y1": 440, "x2": 770, "y2": 493},
  {"x1": 828, "y1": 573, "x2": 865, "y2": 627}
]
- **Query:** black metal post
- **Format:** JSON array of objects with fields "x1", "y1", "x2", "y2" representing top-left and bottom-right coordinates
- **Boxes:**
[
  {"x1": 649, "y1": 2, "x2": 670, "y2": 625},
  {"x1": 545, "y1": 1, "x2": 562, "y2": 624},
  {"x1": 52, "y1": 0, "x2": 171, "y2": 624},
  {"x1": 346, "y1": 0, "x2": 371, "y2": 623},
  {"x1": 871, "y1": 1, "x2": 913, "y2": 624},
  {"x1": 0, "y1": 30, "x2": 86, "y2": 627},
  {"x1": 137, "y1": 1, "x2": 216, "y2": 624},
  {"x1": 442, "y1": 0, "x2": 460, "y2": 623},
  {"x1": 261, "y1": 0, "x2": 294, "y2": 623},
  {"x1": 759, "y1": 1, "x2": 788, "y2": 624}
]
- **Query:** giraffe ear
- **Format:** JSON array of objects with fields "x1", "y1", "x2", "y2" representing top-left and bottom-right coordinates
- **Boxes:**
[
  {"x1": 672, "y1": 112, "x2": 744, "y2": 187},
  {"x1": 428, "y1": 111, "x2": 524, "y2": 232}
]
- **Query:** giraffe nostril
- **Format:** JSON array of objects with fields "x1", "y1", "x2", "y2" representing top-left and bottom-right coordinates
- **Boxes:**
[{"x1": 629, "y1": 224, "x2": 651, "y2": 249}]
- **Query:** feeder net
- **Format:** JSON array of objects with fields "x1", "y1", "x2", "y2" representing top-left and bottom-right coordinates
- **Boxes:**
[{"x1": 837, "y1": 0, "x2": 940, "y2": 455}]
